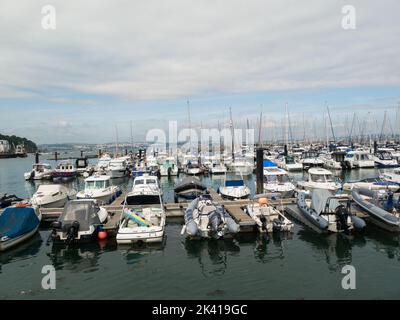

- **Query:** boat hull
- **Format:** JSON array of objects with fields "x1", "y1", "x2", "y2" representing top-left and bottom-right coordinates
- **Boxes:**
[{"x1": 0, "y1": 226, "x2": 39, "y2": 251}]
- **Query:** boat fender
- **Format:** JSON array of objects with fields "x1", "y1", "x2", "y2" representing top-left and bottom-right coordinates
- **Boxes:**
[{"x1": 350, "y1": 215, "x2": 366, "y2": 230}]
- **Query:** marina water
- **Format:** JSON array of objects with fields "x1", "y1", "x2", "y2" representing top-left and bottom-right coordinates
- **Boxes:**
[{"x1": 1, "y1": 154, "x2": 400, "y2": 299}]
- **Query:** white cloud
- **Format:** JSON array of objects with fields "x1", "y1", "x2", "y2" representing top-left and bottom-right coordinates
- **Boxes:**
[{"x1": 0, "y1": 0, "x2": 399, "y2": 101}]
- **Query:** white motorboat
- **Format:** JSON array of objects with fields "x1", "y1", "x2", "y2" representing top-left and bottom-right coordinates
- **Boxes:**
[
  {"x1": 24, "y1": 163, "x2": 54, "y2": 180},
  {"x1": 263, "y1": 166, "x2": 296, "y2": 198},
  {"x1": 125, "y1": 174, "x2": 162, "y2": 205},
  {"x1": 0, "y1": 205, "x2": 42, "y2": 251},
  {"x1": 219, "y1": 179, "x2": 251, "y2": 200},
  {"x1": 95, "y1": 153, "x2": 112, "y2": 172},
  {"x1": 345, "y1": 150, "x2": 375, "y2": 168},
  {"x1": 160, "y1": 157, "x2": 178, "y2": 176},
  {"x1": 323, "y1": 151, "x2": 347, "y2": 170},
  {"x1": 116, "y1": 194, "x2": 166, "y2": 244},
  {"x1": 297, "y1": 167, "x2": 341, "y2": 192},
  {"x1": 245, "y1": 197, "x2": 293, "y2": 233},
  {"x1": 343, "y1": 177, "x2": 400, "y2": 192},
  {"x1": 281, "y1": 155, "x2": 303, "y2": 171},
  {"x1": 77, "y1": 174, "x2": 121, "y2": 205},
  {"x1": 228, "y1": 159, "x2": 254, "y2": 176},
  {"x1": 210, "y1": 163, "x2": 227, "y2": 174},
  {"x1": 107, "y1": 158, "x2": 128, "y2": 178},
  {"x1": 374, "y1": 150, "x2": 398, "y2": 168},
  {"x1": 31, "y1": 184, "x2": 77, "y2": 208},
  {"x1": 299, "y1": 151, "x2": 324, "y2": 170},
  {"x1": 49, "y1": 199, "x2": 108, "y2": 244}
]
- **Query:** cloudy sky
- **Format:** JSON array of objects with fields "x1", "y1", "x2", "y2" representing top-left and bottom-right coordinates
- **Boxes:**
[{"x1": 0, "y1": 0, "x2": 399, "y2": 143}]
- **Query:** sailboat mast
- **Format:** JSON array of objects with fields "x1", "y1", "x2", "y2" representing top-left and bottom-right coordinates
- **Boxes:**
[
  {"x1": 130, "y1": 120, "x2": 134, "y2": 153},
  {"x1": 229, "y1": 107, "x2": 235, "y2": 162},
  {"x1": 115, "y1": 124, "x2": 119, "y2": 157},
  {"x1": 187, "y1": 100, "x2": 192, "y2": 154},
  {"x1": 326, "y1": 103, "x2": 336, "y2": 144}
]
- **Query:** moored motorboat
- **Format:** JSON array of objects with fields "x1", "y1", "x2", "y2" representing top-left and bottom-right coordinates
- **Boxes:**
[
  {"x1": 116, "y1": 194, "x2": 166, "y2": 244},
  {"x1": 0, "y1": 206, "x2": 42, "y2": 251},
  {"x1": 263, "y1": 162, "x2": 295, "y2": 198},
  {"x1": 52, "y1": 161, "x2": 77, "y2": 180},
  {"x1": 245, "y1": 197, "x2": 293, "y2": 233},
  {"x1": 31, "y1": 184, "x2": 77, "y2": 208},
  {"x1": 49, "y1": 199, "x2": 109, "y2": 244},
  {"x1": 297, "y1": 167, "x2": 341, "y2": 193},
  {"x1": 125, "y1": 174, "x2": 162, "y2": 205},
  {"x1": 174, "y1": 176, "x2": 207, "y2": 200},
  {"x1": 77, "y1": 174, "x2": 121, "y2": 205},
  {"x1": 219, "y1": 179, "x2": 251, "y2": 200},
  {"x1": 182, "y1": 194, "x2": 240, "y2": 239},
  {"x1": 297, "y1": 189, "x2": 365, "y2": 233},
  {"x1": 352, "y1": 188, "x2": 400, "y2": 232},
  {"x1": 24, "y1": 163, "x2": 54, "y2": 180}
]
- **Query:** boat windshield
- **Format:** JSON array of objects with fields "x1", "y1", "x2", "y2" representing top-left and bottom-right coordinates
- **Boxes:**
[
  {"x1": 378, "y1": 152, "x2": 392, "y2": 160},
  {"x1": 360, "y1": 154, "x2": 370, "y2": 160},
  {"x1": 264, "y1": 175, "x2": 290, "y2": 183},
  {"x1": 86, "y1": 181, "x2": 106, "y2": 189},
  {"x1": 310, "y1": 174, "x2": 333, "y2": 183},
  {"x1": 345, "y1": 154, "x2": 354, "y2": 158}
]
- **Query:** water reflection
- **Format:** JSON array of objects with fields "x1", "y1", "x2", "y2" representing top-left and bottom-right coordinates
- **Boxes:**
[
  {"x1": 183, "y1": 239, "x2": 240, "y2": 277},
  {"x1": 119, "y1": 239, "x2": 166, "y2": 266},
  {"x1": 0, "y1": 233, "x2": 42, "y2": 272},
  {"x1": 236, "y1": 232, "x2": 294, "y2": 263},
  {"x1": 365, "y1": 226, "x2": 400, "y2": 260},
  {"x1": 47, "y1": 239, "x2": 117, "y2": 273},
  {"x1": 298, "y1": 230, "x2": 367, "y2": 272}
]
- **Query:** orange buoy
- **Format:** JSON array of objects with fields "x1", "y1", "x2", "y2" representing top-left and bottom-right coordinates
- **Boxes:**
[
  {"x1": 258, "y1": 197, "x2": 268, "y2": 205},
  {"x1": 98, "y1": 230, "x2": 108, "y2": 240}
]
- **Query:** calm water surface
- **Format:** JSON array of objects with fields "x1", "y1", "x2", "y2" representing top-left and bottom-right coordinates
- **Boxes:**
[{"x1": 1, "y1": 154, "x2": 400, "y2": 299}]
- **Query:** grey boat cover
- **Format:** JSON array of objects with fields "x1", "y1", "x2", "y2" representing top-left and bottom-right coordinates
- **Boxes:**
[
  {"x1": 59, "y1": 200, "x2": 101, "y2": 232},
  {"x1": 311, "y1": 189, "x2": 340, "y2": 214}
]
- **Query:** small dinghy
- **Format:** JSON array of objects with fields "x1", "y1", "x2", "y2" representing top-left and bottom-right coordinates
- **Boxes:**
[
  {"x1": 116, "y1": 195, "x2": 166, "y2": 244},
  {"x1": 50, "y1": 199, "x2": 108, "y2": 244},
  {"x1": 182, "y1": 195, "x2": 240, "y2": 239},
  {"x1": 297, "y1": 189, "x2": 366, "y2": 233},
  {"x1": 245, "y1": 196, "x2": 293, "y2": 233},
  {"x1": 352, "y1": 188, "x2": 400, "y2": 232},
  {"x1": 174, "y1": 177, "x2": 207, "y2": 200},
  {"x1": 219, "y1": 179, "x2": 251, "y2": 200},
  {"x1": 0, "y1": 193, "x2": 23, "y2": 209},
  {"x1": 0, "y1": 206, "x2": 41, "y2": 251}
]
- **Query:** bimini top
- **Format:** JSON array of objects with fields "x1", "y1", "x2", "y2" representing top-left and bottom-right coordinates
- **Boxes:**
[
  {"x1": 263, "y1": 159, "x2": 277, "y2": 168},
  {"x1": 0, "y1": 207, "x2": 39, "y2": 239},
  {"x1": 225, "y1": 180, "x2": 244, "y2": 187}
]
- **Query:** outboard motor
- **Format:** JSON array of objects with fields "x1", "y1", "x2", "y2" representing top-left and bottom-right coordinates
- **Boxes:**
[
  {"x1": 47, "y1": 221, "x2": 62, "y2": 244},
  {"x1": 63, "y1": 221, "x2": 80, "y2": 245},
  {"x1": 272, "y1": 218, "x2": 283, "y2": 232},
  {"x1": 335, "y1": 205, "x2": 349, "y2": 231},
  {"x1": 30, "y1": 170, "x2": 35, "y2": 180},
  {"x1": 209, "y1": 210, "x2": 222, "y2": 239}
]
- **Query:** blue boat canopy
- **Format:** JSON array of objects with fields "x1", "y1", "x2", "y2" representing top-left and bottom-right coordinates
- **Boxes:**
[
  {"x1": 263, "y1": 159, "x2": 277, "y2": 167},
  {"x1": 225, "y1": 180, "x2": 244, "y2": 187},
  {"x1": 0, "y1": 207, "x2": 39, "y2": 239}
]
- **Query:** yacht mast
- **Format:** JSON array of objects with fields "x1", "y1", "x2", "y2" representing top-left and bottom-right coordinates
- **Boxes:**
[
  {"x1": 229, "y1": 107, "x2": 235, "y2": 162},
  {"x1": 326, "y1": 103, "x2": 336, "y2": 144},
  {"x1": 187, "y1": 100, "x2": 192, "y2": 154},
  {"x1": 115, "y1": 124, "x2": 119, "y2": 157},
  {"x1": 130, "y1": 120, "x2": 134, "y2": 153}
]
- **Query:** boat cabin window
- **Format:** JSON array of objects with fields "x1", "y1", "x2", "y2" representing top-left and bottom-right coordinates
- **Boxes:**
[
  {"x1": 146, "y1": 179, "x2": 157, "y2": 185},
  {"x1": 86, "y1": 180, "x2": 106, "y2": 189},
  {"x1": 264, "y1": 174, "x2": 290, "y2": 183},
  {"x1": 377, "y1": 152, "x2": 392, "y2": 160},
  {"x1": 310, "y1": 174, "x2": 333, "y2": 182},
  {"x1": 134, "y1": 179, "x2": 145, "y2": 185}
]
